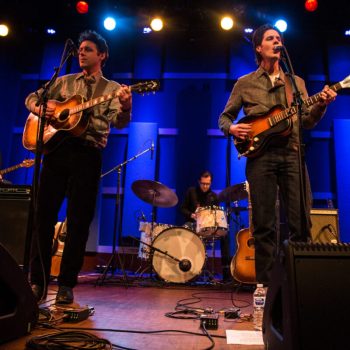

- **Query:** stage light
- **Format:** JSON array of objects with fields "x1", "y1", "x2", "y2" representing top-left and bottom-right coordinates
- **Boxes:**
[
  {"x1": 76, "y1": 1, "x2": 89, "y2": 14},
  {"x1": 46, "y1": 28, "x2": 56, "y2": 35},
  {"x1": 244, "y1": 28, "x2": 254, "y2": 34},
  {"x1": 274, "y1": 19, "x2": 288, "y2": 33},
  {"x1": 345, "y1": 29, "x2": 350, "y2": 36},
  {"x1": 220, "y1": 16, "x2": 234, "y2": 31},
  {"x1": 150, "y1": 18, "x2": 163, "y2": 32},
  {"x1": 0, "y1": 24, "x2": 9, "y2": 37},
  {"x1": 143, "y1": 27, "x2": 152, "y2": 34},
  {"x1": 104, "y1": 17, "x2": 116, "y2": 31},
  {"x1": 305, "y1": 0, "x2": 318, "y2": 12}
]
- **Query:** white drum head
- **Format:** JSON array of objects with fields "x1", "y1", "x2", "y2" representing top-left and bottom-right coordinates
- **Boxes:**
[{"x1": 152, "y1": 227, "x2": 205, "y2": 283}]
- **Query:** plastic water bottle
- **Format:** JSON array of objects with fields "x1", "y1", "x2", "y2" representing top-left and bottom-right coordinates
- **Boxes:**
[{"x1": 253, "y1": 283, "x2": 266, "y2": 331}]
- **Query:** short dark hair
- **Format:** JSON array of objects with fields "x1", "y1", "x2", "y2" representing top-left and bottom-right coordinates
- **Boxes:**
[
  {"x1": 252, "y1": 24, "x2": 283, "y2": 65},
  {"x1": 199, "y1": 170, "x2": 213, "y2": 180},
  {"x1": 78, "y1": 30, "x2": 109, "y2": 66}
]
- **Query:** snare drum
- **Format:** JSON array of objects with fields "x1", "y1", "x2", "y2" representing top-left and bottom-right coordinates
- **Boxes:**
[
  {"x1": 195, "y1": 206, "x2": 228, "y2": 238},
  {"x1": 152, "y1": 227, "x2": 206, "y2": 283}
]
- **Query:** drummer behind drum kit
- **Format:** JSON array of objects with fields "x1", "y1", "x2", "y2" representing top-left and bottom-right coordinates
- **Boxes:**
[{"x1": 132, "y1": 179, "x2": 249, "y2": 284}]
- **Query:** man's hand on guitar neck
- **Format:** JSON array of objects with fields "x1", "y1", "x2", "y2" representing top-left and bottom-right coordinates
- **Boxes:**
[
  {"x1": 118, "y1": 84, "x2": 132, "y2": 112},
  {"x1": 318, "y1": 85, "x2": 337, "y2": 107},
  {"x1": 30, "y1": 99, "x2": 57, "y2": 119},
  {"x1": 229, "y1": 122, "x2": 252, "y2": 139}
]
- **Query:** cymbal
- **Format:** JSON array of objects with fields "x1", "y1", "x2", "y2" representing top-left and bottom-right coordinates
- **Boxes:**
[
  {"x1": 132, "y1": 180, "x2": 178, "y2": 208},
  {"x1": 218, "y1": 182, "x2": 248, "y2": 202}
]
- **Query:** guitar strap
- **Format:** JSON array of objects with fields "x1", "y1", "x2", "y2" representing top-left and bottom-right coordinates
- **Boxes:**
[{"x1": 283, "y1": 73, "x2": 295, "y2": 107}]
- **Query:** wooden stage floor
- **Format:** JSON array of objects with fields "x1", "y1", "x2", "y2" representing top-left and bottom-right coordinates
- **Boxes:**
[{"x1": 0, "y1": 271, "x2": 266, "y2": 350}]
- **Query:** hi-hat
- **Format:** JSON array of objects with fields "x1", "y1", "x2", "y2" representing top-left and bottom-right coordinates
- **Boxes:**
[
  {"x1": 132, "y1": 180, "x2": 178, "y2": 208},
  {"x1": 218, "y1": 182, "x2": 248, "y2": 202}
]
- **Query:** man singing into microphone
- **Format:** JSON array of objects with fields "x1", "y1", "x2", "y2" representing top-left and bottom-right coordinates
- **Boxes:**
[
  {"x1": 25, "y1": 30, "x2": 132, "y2": 304},
  {"x1": 218, "y1": 24, "x2": 337, "y2": 285}
]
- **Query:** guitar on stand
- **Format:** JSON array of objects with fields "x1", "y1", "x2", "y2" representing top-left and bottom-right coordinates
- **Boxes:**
[
  {"x1": 230, "y1": 181, "x2": 256, "y2": 284},
  {"x1": 51, "y1": 218, "x2": 67, "y2": 277}
]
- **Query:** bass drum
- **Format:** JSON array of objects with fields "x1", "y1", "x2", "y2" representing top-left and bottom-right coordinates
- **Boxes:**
[{"x1": 152, "y1": 227, "x2": 206, "y2": 283}]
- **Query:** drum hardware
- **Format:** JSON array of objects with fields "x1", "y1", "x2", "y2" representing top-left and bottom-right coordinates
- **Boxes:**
[
  {"x1": 132, "y1": 180, "x2": 178, "y2": 265},
  {"x1": 95, "y1": 146, "x2": 154, "y2": 287}
]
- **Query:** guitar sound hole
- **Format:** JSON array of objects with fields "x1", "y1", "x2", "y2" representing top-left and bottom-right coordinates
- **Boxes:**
[
  {"x1": 58, "y1": 109, "x2": 70, "y2": 121},
  {"x1": 247, "y1": 237, "x2": 255, "y2": 248}
]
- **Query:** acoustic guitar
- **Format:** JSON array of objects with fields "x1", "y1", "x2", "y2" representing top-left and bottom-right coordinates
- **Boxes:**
[
  {"x1": 22, "y1": 80, "x2": 159, "y2": 154},
  {"x1": 233, "y1": 74, "x2": 350, "y2": 158},
  {"x1": 51, "y1": 218, "x2": 67, "y2": 277},
  {"x1": 0, "y1": 158, "x2": 35, "y2": 176},
  {"x1": 230, "y1": 181, "x2": 256, "y2": 284}
]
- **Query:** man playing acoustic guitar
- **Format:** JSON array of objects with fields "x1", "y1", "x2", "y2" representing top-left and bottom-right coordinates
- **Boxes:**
[
  {"x1": 25, "y1": 30, "x2": 132, "y2": 303},
  {"x1": 218, "y1": 24, "x2": 337, "y2": 285}
]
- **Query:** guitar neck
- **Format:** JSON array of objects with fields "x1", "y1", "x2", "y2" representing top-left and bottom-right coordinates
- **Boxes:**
[
  {"x1": 70, "y1": 84, "x2": 139, "y2": 115},
  {"x1": 269, "y1": 81, "x2": 343, "y2": 127},
  {"x1": 0, "y1": 164, "x2": 22, "y2": 176}
]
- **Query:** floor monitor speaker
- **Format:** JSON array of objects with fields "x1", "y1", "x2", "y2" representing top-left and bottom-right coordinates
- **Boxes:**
[
  {"x1": 0, "y1": 243, "x2": 38, "y2": 344},
  {"x1": 0, "y1": 185, "x2": 32, "y2": 267},
  {"x1": 263, "y1": 241, "x2": 350, "y2": 350}
]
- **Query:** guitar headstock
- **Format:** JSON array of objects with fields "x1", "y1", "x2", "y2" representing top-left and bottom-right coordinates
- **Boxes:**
[
  {"x1": 21, "y1": 159, "x2": 35, "y2": 168},
  {"x1": 131, "y1": 80, "x2": 160, "y2": 94},
  {"x1": 340, "y1": 74, "x2": 350, "y2": 89}
]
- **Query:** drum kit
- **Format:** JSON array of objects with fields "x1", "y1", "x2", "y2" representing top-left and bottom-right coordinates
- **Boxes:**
[{"x1": 132, "y1": 179, "x2": 248, "y2": 284}]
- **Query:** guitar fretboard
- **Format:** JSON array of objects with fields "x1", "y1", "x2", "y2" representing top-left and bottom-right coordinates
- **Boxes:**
[{"x1": 269, "y1": 81, "x2": 342, "y2": 127}]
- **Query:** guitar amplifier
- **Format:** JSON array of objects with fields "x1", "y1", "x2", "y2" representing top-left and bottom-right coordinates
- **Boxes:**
[
  {"x1": 310, "y1": 208, "x2": 339, "y2": 243},
  {"x1": 0, "y1": 185, "x2": 32, "y2": 267}
]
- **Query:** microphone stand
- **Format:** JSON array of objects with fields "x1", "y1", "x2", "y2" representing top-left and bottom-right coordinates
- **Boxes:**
[
  {"x1": 279, "y1": 47, "x2": 309, "y2": 242},
  {"x1": 25, "y1": 40, "x2": 75, "y2": 278},
  {"x1": 95, "y1": 145, "x2": 153, "y2": 286}
]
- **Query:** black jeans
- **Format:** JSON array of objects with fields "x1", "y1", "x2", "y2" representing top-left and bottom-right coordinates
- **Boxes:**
[
  {"x1": 246, "y1": 147, "x2": 311, "y2": 284},
  {"x1": 30, "y1": 139, "x2": 102, "y2": 289}
]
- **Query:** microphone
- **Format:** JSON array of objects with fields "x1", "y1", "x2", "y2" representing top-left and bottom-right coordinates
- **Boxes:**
[
  {"x1": 67, "y1": 38, "x2": 78, "y2": 57},
  {"x1": 179, "y1": 259, "x2": 192, "y2": 272},
  {"x1": 273, "y1": 45, "x2": 284, "y2": 53},
  {"x1": 150, "y1": 141, "x2": 154, "y2": 160}
]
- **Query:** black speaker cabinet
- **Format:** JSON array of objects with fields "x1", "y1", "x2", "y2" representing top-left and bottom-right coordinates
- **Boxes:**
[
  {"x1": 0, "y1": 243, "x2": 38, "y2": 344},
  {"x1": 0, "y1": 185, "x2": 32, "y2": 267},
  {"x1": 310, "y1": 208, "x2": 339, "y2": 243},
  {"x1": 263, "y1": 241, "x2": 350, "y2": 350}
]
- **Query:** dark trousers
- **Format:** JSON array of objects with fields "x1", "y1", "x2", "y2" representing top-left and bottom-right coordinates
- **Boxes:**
[
  {"x1": 30, "y1": 139, "x2": 102, "y2": 289},
  {"x1": 246, "y1": 147, "x2": 311, "y2": 284}
]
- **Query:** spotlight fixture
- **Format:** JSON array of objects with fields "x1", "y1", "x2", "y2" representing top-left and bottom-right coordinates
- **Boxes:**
[
  {"x1": 0, "y1": 24, "x2": 9, "y2": 37},
  {"x1": 76, "y1": 1, "x2": 89, "y2": 14},
  {"x1": 103, "y1": 17, "x2": 116, "y2": 31},
  {"x1": 150, "y1": 18, "x2": 163, "y2": 32},
  {"x1": 220, "y1": 16, "x2": 234, "y2": 31},
  {"x1": 305, "y1": 0, "x2": 318, "y2": 12}
]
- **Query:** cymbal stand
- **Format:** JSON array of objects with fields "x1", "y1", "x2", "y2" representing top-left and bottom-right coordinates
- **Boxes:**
[{"x1": 95, "y1": 146, "x2": 152, "y2": 286}]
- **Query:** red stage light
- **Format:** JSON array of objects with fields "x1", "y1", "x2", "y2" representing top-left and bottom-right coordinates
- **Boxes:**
[
  {"x1": 76, "y1": 1, "x2": 89, "y2": 14},
  {"x1": 305, "y1": 0, "x2": 318, "y2": 12}
]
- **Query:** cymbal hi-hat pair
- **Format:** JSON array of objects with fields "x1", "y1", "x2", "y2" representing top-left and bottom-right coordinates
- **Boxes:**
[
  {"x1": 218, "y1": 182, "x2": 248, "y2": 203},
  {"x1": 132, "y1": 180, "x2": 178, "y2": 208}
]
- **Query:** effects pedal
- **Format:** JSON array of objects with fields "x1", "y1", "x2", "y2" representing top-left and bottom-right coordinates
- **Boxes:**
[
  {"x1": 63, "y1": 306, "x2": 94, "y2": 323},
  {"x1": 200, "y1": 313, "x2": 219, "y2": 330}
]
